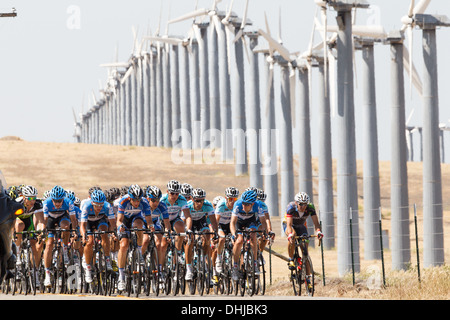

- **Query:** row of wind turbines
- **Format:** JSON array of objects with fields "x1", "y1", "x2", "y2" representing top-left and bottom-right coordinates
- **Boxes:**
[{"x1": 73, "y1": 0, "x2": 447, "y2": 275}]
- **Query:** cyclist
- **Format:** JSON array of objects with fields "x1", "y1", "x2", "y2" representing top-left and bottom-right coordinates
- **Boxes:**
[
  {"x1": 42, "y1": 185, "x2": 77, "y2": 287},
  {"x1": 116, "y1": 184, "x2": 150, "y2": 291},
  {"x1": 185, "y1": 188, "x2": 218, "y2": 278},
  {"x1": 256, "y1": 188, "x2": 275, "y2": 257},
  {"x1": 180, "y1": 183, "x2": 193, "y2": 202},
  {"x1": 144, "y1": 185, "x2": 171, "y2": 279},
  {"x1": 160, "y1": 180, "x2": 193, "y2": 280},
  {"x1": 284, "y1": 192, "x2": 323, "y2": 289},
  {"x1": 80, "y1": 189, "x2": 116, "y2": 283},
  {"x1": 106, "y1": 188, "x2": 121, "y2": 271},
  {"x1": 230, "y1": 189, "x2": 264, "y2": 281},
  {"x1": 213, "y1": 187, "x2": 239, "y2": 274},
  {"x1": 212, "y1": 196, "x2": 225, "y2": 209},
  {"x1": 14, "y1": 185, "x2": 45, "y2": 271}
]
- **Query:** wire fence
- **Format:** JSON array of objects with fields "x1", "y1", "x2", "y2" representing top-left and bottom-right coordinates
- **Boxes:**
[{"x1": 267, "y1": 201, "x2": 449, "y2": 288}]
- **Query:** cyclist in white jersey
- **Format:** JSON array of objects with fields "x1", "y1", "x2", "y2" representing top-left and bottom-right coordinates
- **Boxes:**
[
  {"x1": 160, "y1": 180, "x2": 193, "y2": 278},
  {"x1": 213, "y1": 187, "x2": 239, "y2": 273}
]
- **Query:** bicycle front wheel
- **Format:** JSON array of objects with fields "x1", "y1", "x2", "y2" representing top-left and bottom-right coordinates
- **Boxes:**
[{"x1": 303, "y1": 255, "x2": 314, "y2": 296}]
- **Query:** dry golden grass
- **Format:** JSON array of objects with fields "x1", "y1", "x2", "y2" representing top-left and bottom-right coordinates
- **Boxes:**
[{"x1": 1, "y1": 138, "x2": 449, "y2": 299}]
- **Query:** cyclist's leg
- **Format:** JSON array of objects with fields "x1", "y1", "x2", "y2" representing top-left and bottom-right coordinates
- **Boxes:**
[{"x1": 14, "y1": 218, "x2": 25, "y2": 252}]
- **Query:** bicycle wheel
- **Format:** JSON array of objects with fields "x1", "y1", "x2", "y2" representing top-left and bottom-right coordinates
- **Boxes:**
[
  {"x1": 131, "y1": 248, "x2": 142, "y2": 297},
  {"x1": 163, "y1": 247, "x2": 173, "y2": 295},
  {"x1": 171, "y1": 248, "x2": 180, "y2": 296},
  {"x1": 204, "y1": 251, "x2": 212, "y2": 295},
  {"x1": 12, "y1": 250, "x2": 22, "y2": 295},
  {"x1": 197, "y1": 249, "x2": 205, "y2": 296},
  {"x1": 222, "y1": 246, "x2": 233, "y2": 295},
  {"x1": 290, "y1": 253, "x2": 302, "y2": 296},
  {"x1": 303, "y1": 255, "x2": 314, "y2": 296},
  {"x1": 244, "y1": 249, "x2": 255, "y2": 297},
  {"x1": 257, "y1": 251, "x2": 266, "y2": 296},
  {"x1": 146, "y1": 246, "x2": 158, "y2": 296},
  {"x1": 26, "y1": 247, "x2": 36, "y2": 295}
]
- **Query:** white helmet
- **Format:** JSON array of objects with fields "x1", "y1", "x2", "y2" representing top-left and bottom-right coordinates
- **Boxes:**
[
  {"x1": 22, "y1": 185, "x2": 38, "y2": 197},
  {"x1": 295, "y1": 192, "x2": 310, "y2": 204}
]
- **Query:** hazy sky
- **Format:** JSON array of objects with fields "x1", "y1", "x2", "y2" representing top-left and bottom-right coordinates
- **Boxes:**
[{"x1": 0, "y1": 0, "x2": 449, "y2": 162}]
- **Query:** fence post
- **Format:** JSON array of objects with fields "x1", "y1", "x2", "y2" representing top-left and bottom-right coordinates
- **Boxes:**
[
  {"x1": 349, "y1": 207, "x2": 355, "y2": 286},
  {"x1": 414, "y1": 203, "x2": 421, "y2": 284},
  {"x1": 320, "y1": 220, "x2": 326, "y2": 286},
  {"x1": 269, "y1": 242, "x2": 272, "y2": 285},
  {"x1": 378, "y1": 207, "x2": 386, "y2": 287}
]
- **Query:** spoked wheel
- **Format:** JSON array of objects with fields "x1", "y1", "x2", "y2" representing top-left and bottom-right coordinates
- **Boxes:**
[
  {"x1": 256, "y1": 251, "x2": 265, "y2": 296},
  {"x1": 302, "y1": 255, "x2": 314, "y2": 297},
  {"x1": 196, "y1": 250, "x2": 205, "y2": 296}
]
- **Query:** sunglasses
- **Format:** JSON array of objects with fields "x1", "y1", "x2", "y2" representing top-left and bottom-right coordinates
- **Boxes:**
[
  {"x1": 194, "y1": 199, "x2": 204, "y2": 203},
  {"x1": 52, "y1": 199, "x2": 63, "y2": 204},
  {"x1": 148, "y1": 198, "x2": 160, "y2": 202},
  {"x1": 26, "y1": 197, "x2": 37, "y2": 201},
  {"x1": 242, "y1": 202, "x2": 253, "y2": 206},
  {"x1": 227, "y1": 197, "x2": 237, "y2": 201},
  {"x1": 169, "y1": 192, "x2": 179, "y2": 196},
  {"x1": 92, "y1": 202, "x2": 103, "y2": 207}
]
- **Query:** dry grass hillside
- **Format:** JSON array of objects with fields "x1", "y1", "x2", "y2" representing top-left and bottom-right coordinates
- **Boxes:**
[{"x1": 0, "y1": 138, "x2": 449, "y2": 299}]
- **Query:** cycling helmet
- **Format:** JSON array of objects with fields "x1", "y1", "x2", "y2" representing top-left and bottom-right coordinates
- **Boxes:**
[
  {"x1": 225, "y1": 187, "x2": 239, "y2": 198},
  {"x1": 213, "y1": 196, "x2": 224, "y2": 206},
  {"x1": 50, "y1": 185, "x2": 66, "y2": 200},
  {"x1": 295, "y1": 192, "x2": 310, "y2": 204},
  {"x1": 120, "y1": 185, "x2": 129, "y2": 196},
  {"x1": 257, "y1": 189, "x2": 267, "y2": 201},
  {"x1": 146, "y1": 185, "x2": 162, "y2": 199},
  {"x1": 74, "y1": 197, "x2": 81, "y2": 207},
  {"x1": 66, "y1": 192, "x2": 76, "y2": 203},
  {"x1": 128, "y1": 184, "x2": 143, "y2": 199},
  {"x1": 22, "y1": 185, "x2": 38, "y2": 197},
  {"x1": 192, "y1": 188, "x2": 206, "y2": 200},
  {"x1": 91, "y1": 189, "x2": 106, "y2": 204},
  {"x1": 245, "y1": 186, "x2": 258, "y2": 192},
  {"x1": 88, "y1": 186, "x2": 102, "y2": 196},
  {"x1": 167, "y1": 180, "x2": 181, "y2": 193},
  {"x1": 241, "y1": 190, "x2": 257, "y2": 204},
  {"x1": 104, "y1": 190, "x2": 115, "y2": 203},
  {"x1": 180, "y1": 183, "x2": 193, "y2": 197},
  {"x1": 43, "y1": 190, "x2": 51, "y2": 199}
]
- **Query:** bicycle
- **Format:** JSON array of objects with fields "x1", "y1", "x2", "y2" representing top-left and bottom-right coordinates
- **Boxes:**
[
  {"x1": 214, "y1": 233, "x2": 234, "y2": 295},
  {"x1": 12, "y1": 230, "x2": 43, "y2": 295},
  {"x1": 83, "y1": 230, "x2": 116, "y2": 296},
  {"x1": 45, "y1": 228, "x2": 77, "y2": 294},
  {"x1": 188, "y1": 230, "x2": 215, "y2": 296},
  {"x1": 142, "y1": 229, "x2": 163, "y2": 296},
  {"x1": 234, "y1": 229, "x2": 261, "y2": 297},
  {"x1": 162, "y1": 231, "x2": 186, "y2": 296},
  {"x1": 289, "y1": 234, "x2": 318, "y2": 297}
]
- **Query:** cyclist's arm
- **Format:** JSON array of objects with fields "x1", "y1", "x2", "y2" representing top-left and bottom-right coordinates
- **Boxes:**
[
  {"x1": 286, "y1": 216, "x2": 295, "y2": 239},
  {"x1": 208, "y1": 212, "x2": 218, "y2": 233},
  {"x1": 182, "y1": 208, "x2": 192, "y2": 230},
  {"x1": 311, "y1": 214, "x2": 321, "y2": 233},
  {"x1": 264, "y1": 212, "x2": 273, "y2": 234},
  {"x1": 230, "y1": 214, "x2": 237, "y2": 237}
]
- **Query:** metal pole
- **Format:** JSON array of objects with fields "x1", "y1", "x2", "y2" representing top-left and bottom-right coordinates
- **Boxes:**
[
  {"x1": 163, "y1": 44, "x2": 172, "y2": 148},
  {"x1": 209, "y1": 21, "x2": 221, "y2": 149},
  {"x1": 336, "y1": 8, "x2": 360, "y2": 276},
  {"x1": 421, "y1": 26, "x2": 444, "y2": 267},
  {"x1": 190, "y1": 40, "x2": 201, "y2": 150},
  {"x1": 349, "y1": 207, "x2": 355, "y2": 286},
  {"x1": 170, "y1": 43, "x2": 181, "y2": 148},
  {"x1": 156, "y1": 45, "x2": 163, "y2": 147},
  {"x1": 378, "y1": 207, "x2": 386, "y2": 287},
  {"x1": 414, "y1": 204, "x2": 421, "y2": 283},
  {"x1": 360, "y1": 40, "x2": 382, "y2": 260},
  {"x1": 317, "y1": 56, "x2": 334, "y2": 249},
  {"x1": 143, "y1": 54, "x2": 151, "y2": 147},
  {"x1": 388, "y1": 35, "x2": 411, "y2": 270},
  {"x1": 247, "y1": 32, "x2": 262, "y2": 188},
  {"x1": 320, "y1": 220, "x2": 326, "y2": 286},
  {"x1": 198, "y1": 24, "x2": 210, "y2": 149},
  {"x1": 180, "y1": 44, "x2": 192, "y2": 151}
]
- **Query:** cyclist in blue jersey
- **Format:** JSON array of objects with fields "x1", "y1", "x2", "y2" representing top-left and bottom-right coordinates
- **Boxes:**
[
  {"x1": 80, "y1": 189, "x2": 116, "y2": 283},
  {"x1": 213, "y1": 187, "x2": 239, "y2": 274},
  {"x1": 116, "y1": 184, "x2": 150, "y2": 290},
  {"x1": 144, "y1": 185, "x2": 171, "y2": 277},
  {"x1": 185, "y1": 188, "x2": 218, "y2": 280},
  {"x1": 160, "y1": 180, "x2": 193, "y2": 279},
  {"x1": 256, "y1": 188, "x2": 275, "y2": 256},
  {"x1": 42, "y1": 185, "x2": 77, "y2": 287},
  {"x1": 230, "y1": 189, "x2": 264, "y2": 281}
]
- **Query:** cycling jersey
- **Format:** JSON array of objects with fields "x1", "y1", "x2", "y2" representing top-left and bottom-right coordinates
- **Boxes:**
[
  {"x1": 214, "y1": 198, "x2": 233, "y2": 225},
  {"x1": 147, "y1": 201, "x2": 169, "y2": 223},
  {"x1": 284, "y1": 202, "x2": 317, "y2": 226},
  {"x1": 43, "y1": 197, "x2": 75, "y2": 219},
  {"x1": 160, "y1": 193, "x2": 189, "y2": 222},
  {"x1": 117, "y1": 195, "x2": 150, "y2": 220},
  {"x1": 232, "y1": 199, "x2": 264, "y2": 220},
  {"x1": 185, "y1": 199, "x2": 214, "y2": 221},
  {"x1": 258, "y1": 200, "x2": 269, "y2": 215},
  {"x1": 80, "y1": 199, "x2": 115, "y2": 223},
  {"x1": 15, "y1": 197, "x2": 43, "y2": 220}
]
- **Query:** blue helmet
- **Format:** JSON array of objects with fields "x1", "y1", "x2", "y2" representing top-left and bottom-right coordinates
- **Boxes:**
[
  {"x1": 128, "y1": 184, "x2": 143, "y2": 199},
  {"x1": 241, "y1": 190, "x2": 257, "y2": 204},
  {"x1": 146, "y1": 185, "x2": 162, "y2": 199},
  {"x1": 91, "y1": 189, "x2": 106, "y2": 204},
  {"x1": 66, "y1": 192, "x2": 76, "y2": 203},
  {"x1": 50, "y1": 186, "x2": 66, "y2": 200}
]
